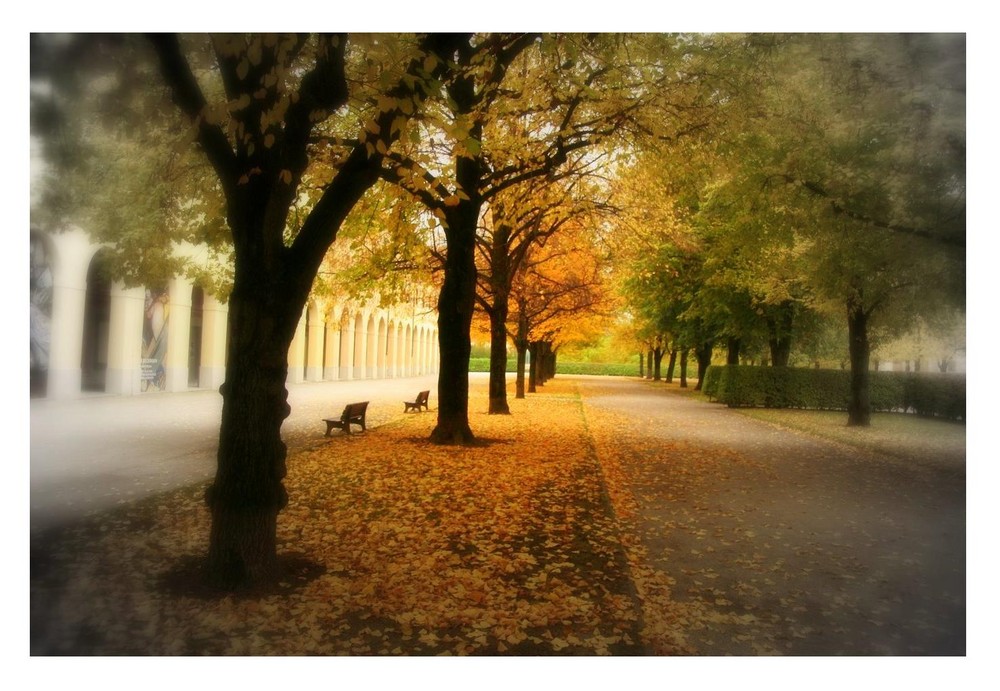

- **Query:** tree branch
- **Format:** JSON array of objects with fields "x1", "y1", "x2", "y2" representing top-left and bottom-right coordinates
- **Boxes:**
[{"x1": 146, "y1": 34, "x2": 238, "y2": 194}]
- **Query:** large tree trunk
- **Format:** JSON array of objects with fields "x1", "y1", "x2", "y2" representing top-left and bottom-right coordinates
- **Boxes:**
[
  {"x1": 679, "y1": 349, "x2": 689, "y2": 388},
  {"x1": 653, "y1": 346, "x2": 664, "y2": 381},
  {"x1": 694, "y1": 340, "x2": 714, "y2": 391},
  {"x1": 206, "y1": 286, "x2": 297, "y2": 590},
  {"x1": 646, "y1": 349, "x2": 654, "y2": 380},
  {"x1": 430, "y1": 216, "x2": 477, "y2": 443},
  {"x1": 846, "y1": 300, "x2": 872, "y2": 427},
  {"x1": 727, "y1": 337, "x2": 741, "y2": 365},
  {"x1": 638, "y1": 353, "x2": 644, "y2": 378},
  {"x1": 767, "y1": 300, "x2": 795, "y2": 367},
  {"x1": 429, "y1": 52, "x2": 484, "y2": 445}
]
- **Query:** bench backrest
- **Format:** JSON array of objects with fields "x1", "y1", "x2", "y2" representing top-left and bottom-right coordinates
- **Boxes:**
[
  {"x1": 343, "y1": 401, "x2": 369, "y2": 419},
  {"x1": 417, "y1": 390, "x2": 429, "y2": 404}
]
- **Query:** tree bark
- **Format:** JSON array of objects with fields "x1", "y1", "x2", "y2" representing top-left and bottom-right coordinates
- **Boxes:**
[
  {"x1": 665, "y1": 348, "x2": 677, "y2": 383},
  {"x1": 206, "y1": 283, "x2": 298, "y2": 589},
  {"x1": 679, "y1": 349, "x2": 689, "y2": 388},
  {"x1": 638, "y1": 353, "x2": 644, "y2": 378},
  {"x1": 727, "y1": 337, "x2": 741, "y2": 365},
  {"x1": 487, "y1": 293, "x2": 511, "y2": 414},
  {"x1": 767, "y1": 300, "x2": 795, "y2": 367},
  {"x1": 430, "y1": 214, "x2": 477, "y2": 443},
  {"x1": 646, "y1": 349, "x2": 654, "y2": 380},
  {"x1": 429, "y1": 56, "x2": 481, "y2": 445},
  {"x1": 653, "y1": 346, "x2": 664, "y2": 381},
  {"x1": 846, "y1": 300, "x2": 872, "y2": 426},
  {"x1": 694, "y1": 340, "x2": 714, "y2": 391}
]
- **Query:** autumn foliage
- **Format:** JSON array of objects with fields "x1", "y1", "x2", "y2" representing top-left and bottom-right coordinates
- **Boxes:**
[{"x1": 33, "y1": 379, "x2": 688, "y2": 655}]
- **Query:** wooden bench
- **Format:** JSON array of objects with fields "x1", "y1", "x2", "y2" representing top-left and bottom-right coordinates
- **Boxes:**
[
  {"x1": 323, "y1": 401, "x2": 369, "y2": 436},
  {"x1": 404, "y1": 390, "x2": 430, "y2": 413}
]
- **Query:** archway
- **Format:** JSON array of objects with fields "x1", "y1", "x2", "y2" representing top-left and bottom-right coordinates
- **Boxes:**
[
  {"x1": 188, "y1": 286, "x2": 204, "y2": 388},
  {"x1": 81, "y1": 250, "x2": 112, "y2": 392}
]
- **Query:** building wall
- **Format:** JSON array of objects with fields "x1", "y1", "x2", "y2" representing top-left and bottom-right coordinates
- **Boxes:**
[{"x1": 30, "y1": 228, "x2": 439, "y2": 400}]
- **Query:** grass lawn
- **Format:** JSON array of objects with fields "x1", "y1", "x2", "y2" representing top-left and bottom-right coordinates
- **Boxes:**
[{"x1": 734, "y1": 407, "x2": 966, "y2": 467}]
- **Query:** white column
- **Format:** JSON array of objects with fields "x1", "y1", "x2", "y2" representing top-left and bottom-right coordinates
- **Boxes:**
[
  {"x1": 105, "y1": 284, "x2": 144, "y2": 395},
  {"x1": 359, "y1": 316, "x2": 378, "y2": 379},
  {"x1": 46, "y1": 233, "x2": 92, "y2": 399},
  {"x1": 324, "y1": 315, "x2": 341, "y2": 381},
  {"x1": 305, "y1": 302, "x2": 324, "y2": 382},
  {"x1": 200, "y1": 293, "x2": 228, "y2": 390},
  {"x1": 164, "y1": 277, "x2": 193, "y2": 392},
  {"x1": 287, "y1": 310, "x2": 306, "y2": 384},
  {"x1": 340, "y1": 312, "x2": 355, "y2": 380}
]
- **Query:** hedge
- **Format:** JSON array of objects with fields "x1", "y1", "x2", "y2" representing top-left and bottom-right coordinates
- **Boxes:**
[
  {"x1": 468, "y1": 358, "x2": 514, "y2": 373},
  {"x1": 467, "y1": 359, "x2": 638, "y2": 377},
  {"x1": 554, "y1": 362, "x2": 638, "y2": 376},
  {"x1": 703, "y1": 365, "x2": 965, "y2": 421}
]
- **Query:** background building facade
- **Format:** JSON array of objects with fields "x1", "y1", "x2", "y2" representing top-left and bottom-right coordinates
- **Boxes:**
[{"x1": 30, "y1": 226, "x2": 439, "y2": 400}]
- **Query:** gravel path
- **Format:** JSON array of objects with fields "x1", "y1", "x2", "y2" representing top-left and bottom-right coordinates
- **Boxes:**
[{"x1": 577, "y1": 375, "x2": 965, "y2": 655}]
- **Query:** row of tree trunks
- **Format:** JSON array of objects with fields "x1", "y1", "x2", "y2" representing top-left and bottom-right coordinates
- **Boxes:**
[
  {"x1": 527, "y1": 340, "x2": 556, "y2": 392},
  {"x1": 642, "y1": 344, "x2": 667, "y2": 381}
]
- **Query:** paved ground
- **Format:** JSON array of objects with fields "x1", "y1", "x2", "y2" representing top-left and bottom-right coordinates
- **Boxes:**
[
  {"x1": 577, "y1": 376, "x2": 966, "y2": 655},
  {"x1": 29, "y1": 373, "x2": 438, "y2": 527},
  {"x1": 28, "y1": 373, "x2": 966, "y2": 655}
]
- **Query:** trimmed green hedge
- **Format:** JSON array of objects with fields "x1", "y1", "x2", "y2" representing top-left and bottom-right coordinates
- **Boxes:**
[
  {"x1": 467, "y1": 359, "x2": 637, "y2": 377},
  {"x1": 468, "y1": 358, "x2": 514, "y2": 373},
  {"x1": 703, "y1": 365, "x2": 965, "y2": 421},
  {"x1": 555, "y1": 362, "x2": 637, "y2": 376}
]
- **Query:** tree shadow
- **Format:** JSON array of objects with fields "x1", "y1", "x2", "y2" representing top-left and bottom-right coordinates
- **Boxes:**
[{"x1": 159, "y1": 552, "x2": 326, "y2": 600}]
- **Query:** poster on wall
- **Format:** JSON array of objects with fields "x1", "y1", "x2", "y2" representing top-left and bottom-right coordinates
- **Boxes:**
[
  {"x1": 30, "y1": 234, "x2": 53, "y2": 396},
  {"x1": 142, "y1": 287, "x2": 169, "y2": 392}
]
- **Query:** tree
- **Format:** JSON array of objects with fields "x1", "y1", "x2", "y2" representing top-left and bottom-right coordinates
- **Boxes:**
[
  {"x1": 34, "y1": 33, "x2": 464, "y2": 589},
  {"x1": 476, "y1": 167, "x2": 611, "y2": 412},
  {"x1": 509, "y1": 217, "x2": 609, "y2": 396},
  {"x1": 379, "y1": 33, "x2": 650, "y2": 438},
  {"x1": 728, "y1": 34, "x2": 966, "y2": 424}
]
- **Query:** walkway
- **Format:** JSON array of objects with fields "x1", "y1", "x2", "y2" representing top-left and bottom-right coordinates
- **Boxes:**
[
  {"x1": 30, "y1": 373, "x2": 438, "y2": 527},
  {"x1": 577, "y1": 376, "x2": 966, "y2": 655},
  {"x1": 28, "y1": 373, "x2": 966, "y2": 655}
]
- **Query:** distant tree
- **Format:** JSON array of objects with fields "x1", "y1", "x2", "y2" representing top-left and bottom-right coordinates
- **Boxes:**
[{"x1": 744, "y1": 34, "x2": 965, "y2": 424}]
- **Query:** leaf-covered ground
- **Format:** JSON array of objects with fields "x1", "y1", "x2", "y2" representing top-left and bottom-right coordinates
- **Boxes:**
[
  {"x1": 31, "y1": 381, "x2": 657, "y2": 655},
  {"x1": 30, "y1": 376, "x2": 965, "y2": 656}
]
